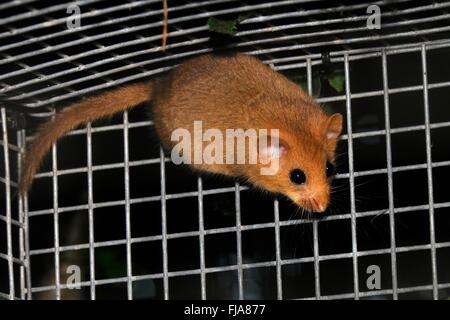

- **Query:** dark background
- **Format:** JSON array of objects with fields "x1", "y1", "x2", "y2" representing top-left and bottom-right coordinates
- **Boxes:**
[{"x1": 1, "y1": 0, "x2": 450, "y2": 300}]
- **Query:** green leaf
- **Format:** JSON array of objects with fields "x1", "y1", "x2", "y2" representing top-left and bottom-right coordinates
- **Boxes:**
[
  {"x1": 328, "y1": 74, "x2": 345, "y2": 93},
  {"x1": 207, "y1": 15, "x2": 250, "y2": 35},
  {"x1": 207, "y1": 17, "x2": 239, "y2": 35}
]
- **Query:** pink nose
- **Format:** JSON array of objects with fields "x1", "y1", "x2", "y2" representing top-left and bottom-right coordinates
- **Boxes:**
[
  {"x1": 310, "y1": 200, "x2": 327, "y2": 213},
  {"x1": 306, "y1": 195, "x2": 328, "y2": 213}
]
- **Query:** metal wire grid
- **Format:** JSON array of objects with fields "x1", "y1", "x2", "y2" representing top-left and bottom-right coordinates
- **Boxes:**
[
  {"x1": 0, "y1": 0, "x2": 450, "y2": 300},
  {"x1": 1, "y1": 40, "x2": 450, "y2": 300},
  {"x1": 1, "y1": 0, "x2": 450, "y2": 113}
]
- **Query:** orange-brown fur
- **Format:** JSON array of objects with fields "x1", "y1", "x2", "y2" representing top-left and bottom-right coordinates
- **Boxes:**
[
  {"x1": 20, "y1": 53, "x2": 343, "y2": 212},
  {"x1": 20, "y1": 81, "x2": 152, "y2": 192}
]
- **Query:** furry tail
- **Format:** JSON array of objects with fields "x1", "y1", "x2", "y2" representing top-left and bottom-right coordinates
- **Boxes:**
[{"x1": 20, "y1": 80, "x2": 153, "y2": 193}]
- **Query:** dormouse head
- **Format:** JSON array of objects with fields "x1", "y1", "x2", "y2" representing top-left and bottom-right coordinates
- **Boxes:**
[{"x1": 250, "y1": 113, "x2": 343, "y2": 213}]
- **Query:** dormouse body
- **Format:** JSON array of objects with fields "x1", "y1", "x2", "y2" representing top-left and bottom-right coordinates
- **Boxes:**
[{"x1": 20, "y1": 53, "x2": 343, "y2": 212}]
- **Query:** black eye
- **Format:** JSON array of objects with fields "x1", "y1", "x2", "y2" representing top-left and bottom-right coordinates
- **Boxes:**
[
  {"x1": 326, "y1": 161, "x2": 336, "y2": 178},
  {"x1": 290, "y1": 169, "x2": 306, "y2": 185}
]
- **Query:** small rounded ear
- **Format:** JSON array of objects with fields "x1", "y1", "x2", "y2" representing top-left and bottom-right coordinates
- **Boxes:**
[{"x1": 326, "y1": 113, "x2": 343, "y2": 139}]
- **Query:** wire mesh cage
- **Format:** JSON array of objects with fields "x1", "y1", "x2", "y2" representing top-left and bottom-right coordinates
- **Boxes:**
[{"x1": 1, "y1": 0, "x2": 450, "y2": 300}]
